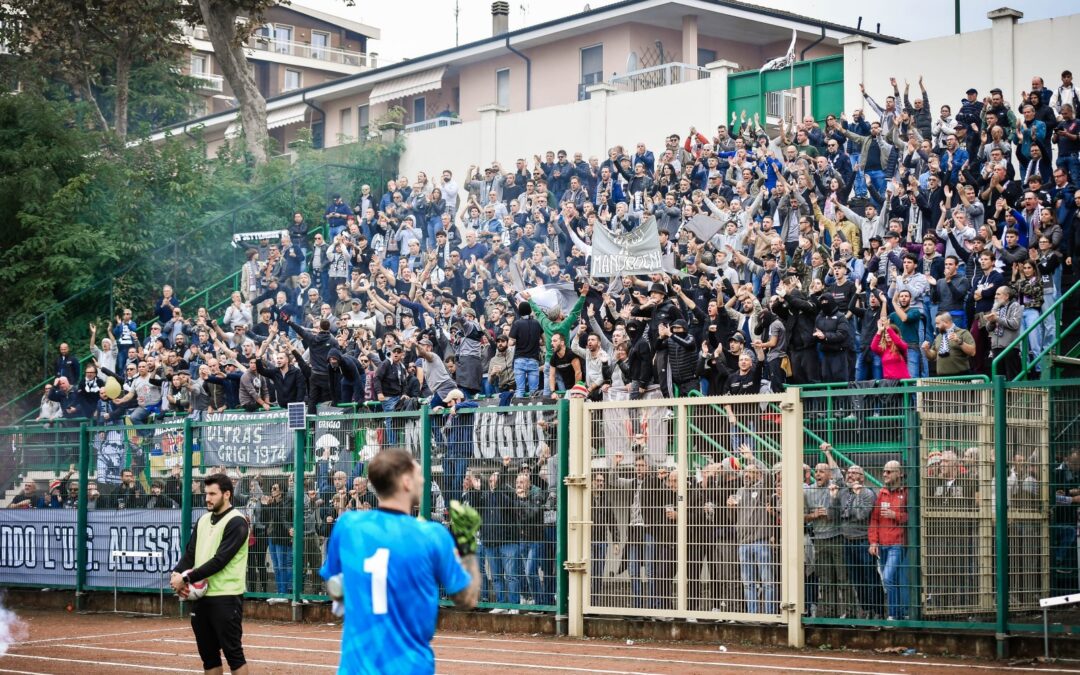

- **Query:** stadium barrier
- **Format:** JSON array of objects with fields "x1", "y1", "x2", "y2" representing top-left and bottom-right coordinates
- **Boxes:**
[{"x1": 1, "y1": 379, "x2": 1078, "y2": 655}]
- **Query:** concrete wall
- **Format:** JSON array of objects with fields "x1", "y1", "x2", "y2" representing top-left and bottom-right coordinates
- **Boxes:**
[{"x1": 851, "y1": 11, "x2": 1080, "y2": 116}]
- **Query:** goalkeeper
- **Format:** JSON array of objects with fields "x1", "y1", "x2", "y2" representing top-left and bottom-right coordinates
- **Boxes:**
[{"x1": 320, "y1": 449, "x2": 481, "y2": 675}]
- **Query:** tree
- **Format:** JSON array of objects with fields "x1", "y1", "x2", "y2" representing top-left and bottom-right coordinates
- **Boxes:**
[
  {"x1": 186, "y1": 0, "x2": 275, "y2": 165},
  {"x1": 0, "y1": 0, "x2": 187, "y2": 142}
]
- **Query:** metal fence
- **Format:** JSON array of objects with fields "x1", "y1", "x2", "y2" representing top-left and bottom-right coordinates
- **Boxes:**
[
  {"x1": 566, "y1": 390, "x2": 805, "y2": 644},
  {"x1": 1, "y1": 380, "x2": 1078, "y2": 654}
]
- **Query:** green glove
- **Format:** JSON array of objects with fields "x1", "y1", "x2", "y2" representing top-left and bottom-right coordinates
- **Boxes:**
[{"x1": 448, "y1": 499, "x2": 481, "y2": 556}]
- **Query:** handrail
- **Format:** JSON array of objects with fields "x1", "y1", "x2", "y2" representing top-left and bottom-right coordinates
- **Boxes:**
[
  {"x1": 787, "y1": 374, "x2": 989, "y2": 392},
  {"x1": 685, "y1": 390, "x2": 781, "y2": 459},
  {"x1": 992, "y1": 280, "x2": 1078, "y2": 380}
]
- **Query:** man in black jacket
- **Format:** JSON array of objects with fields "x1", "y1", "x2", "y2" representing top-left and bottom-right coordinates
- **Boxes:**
[
  {"x1": 285, "y1": 315, "x2": 332, "y2": 413},
  {"x1": 778, "y1": 272, "x2": 820, "y2": 385},
  {"x1": 374, "y1": 345, "x2": 407, "y2": 444},
  {"x1": 327, "y1": 347, "x2": 364, "y2": 405},
  {"x1": 54, "y1": 343, "x2": 80, "y2": 383},
  {"x1": 814, "y1": 294, "x2": 852, "y2": 384},
  {"x1": 256, "y1": 349, "x2": 307, "y2": 408}
]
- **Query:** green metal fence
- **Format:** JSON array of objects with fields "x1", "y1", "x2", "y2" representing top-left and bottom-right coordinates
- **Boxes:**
[{"x1": 0, "y1": 383, "x2": 1077, "y2": 655}]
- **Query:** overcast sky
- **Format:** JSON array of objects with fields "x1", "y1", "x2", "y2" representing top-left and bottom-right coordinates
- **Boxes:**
[{"x1": 299, "y1": 0, "x2": 1062, "y2": 61}]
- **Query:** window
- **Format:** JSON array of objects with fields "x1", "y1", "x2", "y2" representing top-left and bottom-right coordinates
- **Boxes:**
[
  {"x1": 412, "y1": 96, "x2": 426, "y2": 124},
  {"x1": 284, "y1": 68, "x2": 301, "y2": 92},
  {"x1": 311, "y1": 120, "x2": 324, "y2": 149},
  {"x1": 190, "y1": 54, "x2": 208, "y2": 76},
  {"x1": 274, "y1": 25, "x2": 293, "y2": 54},
  {"x1": 311, "y1": 31, "x2": 329, "y2": 60},
  {"x1": 697, "y1": 48, "x2": 717, "y2": 67},
  {"x1": 358, "y1": 104, "x2": 370, "y2": 140},
  {"x1": 339, "y1": 107, "x2": 352, "y2": 140},
  {"x1": 580, "y1": 44, "x2": 603, "y2": 85},
  {"x1": 496, "y1": 68, "x2": 510, "y2": 108}
]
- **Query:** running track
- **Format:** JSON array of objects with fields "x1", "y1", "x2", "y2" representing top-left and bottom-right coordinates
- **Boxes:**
[{"x1": 2, "y1": 609, "x2": 1077, "y2": 674}]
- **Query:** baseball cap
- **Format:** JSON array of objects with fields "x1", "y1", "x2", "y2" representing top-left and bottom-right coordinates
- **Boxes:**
[
  {"x1": 729, "y1": 334, "x2": 746, "y2": 343},
  {"x1": 966, "y1": 88, "x2": 978, "y2": 95},
  {"x1": 391, "y1": 345, "x2": 404, "y2": 353}
]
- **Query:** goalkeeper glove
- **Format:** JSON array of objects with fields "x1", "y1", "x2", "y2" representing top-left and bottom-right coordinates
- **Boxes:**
[{"x1": 448, "y1": 499, "x2": 481, "y2": 556}]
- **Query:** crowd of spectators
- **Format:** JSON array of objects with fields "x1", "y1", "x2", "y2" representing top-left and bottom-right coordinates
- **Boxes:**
[{"x1": 16, "y1": 67, "x2": 1080, "y2": 613}]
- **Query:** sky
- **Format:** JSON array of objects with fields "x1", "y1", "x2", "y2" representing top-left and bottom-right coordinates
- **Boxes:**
[{"x1": 298, "y1": 0, "x2": 1064, "y2": 61}]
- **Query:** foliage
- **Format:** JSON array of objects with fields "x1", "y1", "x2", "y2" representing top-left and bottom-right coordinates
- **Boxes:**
[
  {"x1": 0, "y1": 0, "x2": 188, "y2": 141},
  {"x1": 0, "y1": 92, "x2": 401, "y2": 417}
]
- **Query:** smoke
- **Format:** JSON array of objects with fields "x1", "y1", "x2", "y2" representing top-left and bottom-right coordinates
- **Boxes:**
[{"x1": 0, "y1": 597, "x2": 27, "y2": 656}]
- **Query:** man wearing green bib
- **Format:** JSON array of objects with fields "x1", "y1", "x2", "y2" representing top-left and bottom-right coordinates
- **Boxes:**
[{"x1": 172, "y1": 473, "x2": 250, "y2": 675}]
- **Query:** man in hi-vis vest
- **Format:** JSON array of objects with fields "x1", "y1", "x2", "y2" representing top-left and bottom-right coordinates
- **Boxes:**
[{"x1": 172, "y1": 473, "x2": 250, "y2": 675}]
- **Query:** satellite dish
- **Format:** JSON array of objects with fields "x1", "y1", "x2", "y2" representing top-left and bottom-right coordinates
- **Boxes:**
[{"x1": 626, "y1": 51, "x2": 638, "y2": 73}]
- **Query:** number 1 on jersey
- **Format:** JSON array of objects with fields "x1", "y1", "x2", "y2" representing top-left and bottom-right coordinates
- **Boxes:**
[{"x1": 363, "y1": 548, "x2": 390, "y2": 614}]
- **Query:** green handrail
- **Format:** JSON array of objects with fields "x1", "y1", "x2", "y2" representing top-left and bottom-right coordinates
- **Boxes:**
[
  {"x1": 992, "y1": 280, "x2": 1078, "y2": 380},
  {"x1": 685, "y1": 390, "x2": 781, "y2": 458},
  {"x1": 787, "y1": 374, "x2": 989, "y2": 392}
]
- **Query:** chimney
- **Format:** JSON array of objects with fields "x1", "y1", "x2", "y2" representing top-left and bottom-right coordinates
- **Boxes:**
[{"x1": 492, "y1": 1, "x2": 509, "y2": 36}]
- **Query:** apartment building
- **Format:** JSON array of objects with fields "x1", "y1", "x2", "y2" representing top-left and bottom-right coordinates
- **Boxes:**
[{"x1": 181, "y1": 2, "x2": 380, "y2": 118}]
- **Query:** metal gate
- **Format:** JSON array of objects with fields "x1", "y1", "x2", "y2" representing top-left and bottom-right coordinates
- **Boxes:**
[
  {"x1": 727, "y1": 54, "x2": 844, "y2": 123},
  {"x1": 565, "y1": 391, "x2": 805, "y2": 646}
]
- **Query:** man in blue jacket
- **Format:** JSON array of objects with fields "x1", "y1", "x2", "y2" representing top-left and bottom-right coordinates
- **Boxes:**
[{"x1": 438, "y1": 389, "x2": 477, "y2": 505}]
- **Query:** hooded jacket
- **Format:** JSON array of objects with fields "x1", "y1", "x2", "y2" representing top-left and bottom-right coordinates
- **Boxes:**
[{"x1": 289, "y1": 320, "x2": 332, "y2": 375}]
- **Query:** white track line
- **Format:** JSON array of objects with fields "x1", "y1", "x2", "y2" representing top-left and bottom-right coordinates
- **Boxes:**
[
  {"x1": 1, "y1": 653, "x2": 199, "y2": 673},
  {"x1": 162, "y1": 638, "x2": 902, "y2": 675},
  {"x1": 242, "y1": 631, "x2": 1080, "y2": 675},
  {"x1": 53, "y1": 644, "x2": 336, "y2": 670},
  {"x1": 431, "y1": 634, "x2": 1080, "y2": 674},
  {"x1": 438, "y1": 659, "x2": 654, "y2": 674},
  {"x1": 14, "y1": 626, "x2": 188, "y2": 646},
  {"x1": 0, "y1": 668, "x2": 54, "y2": 675}
]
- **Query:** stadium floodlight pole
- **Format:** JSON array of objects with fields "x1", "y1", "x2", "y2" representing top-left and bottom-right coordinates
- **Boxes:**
[
  {"x1": 955, "y1": 0, "x2": 961, "y2": 34},
  {"x1": 75, "y1": 423, "x2": 90, "y2": 610},
  {"x1": 292, "y1": 427, "x2": 306, "y2": 615}
]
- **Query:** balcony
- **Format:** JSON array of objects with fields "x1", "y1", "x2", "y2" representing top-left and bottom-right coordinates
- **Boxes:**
[
  {"x1": 610, "y1": 62, "x2": 710, "y2": 93},
  {"x1": 248, "y1": 35, "x2": 375, "y2": 68},
  {"x1": 191, "y1": 72, "x2": 224, "y2": 92},
  {"x1": 404, "y1": 116, "x2": 462, "y2": 133}
]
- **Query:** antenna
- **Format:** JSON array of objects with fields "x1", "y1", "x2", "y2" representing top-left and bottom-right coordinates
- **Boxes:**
[{"x1": 455, "y1": 0, "x2": 460, "y2": 46}]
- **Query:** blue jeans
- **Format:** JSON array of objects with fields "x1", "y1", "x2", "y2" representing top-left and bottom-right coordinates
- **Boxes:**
[
  {"x1": 877, "y1": 545, "x2": 909, "y2": 619},
  {"x1": 496, "y1": 542, "x2": 519, "y2": 603},
  {"x1": 269, "y1": 542, "x2": 292, "y2": 594},
  {"x1": 845, "y1": 538, "x2": 885, "y2": 618},
  {"x1": 1022, "y1": 307, "x2": 1054, "y2": 364},
  {"x1": 738, "y1": 542, "x2": 778, "y2": 614},
  {"x1": 512, "y1": 358, "x2": 540, "y2": 398},
  {"x1": 381, "y1": 396, "x2": 401, "y2": 445},
  {"x1": 626, "y1": 529, "x2": 656, "y2": 609},
  {"x1": 905, "y1": 346, "x2": 921, "y2": 379},
  {"x1": 591, "y1": 541, "x2": 607, "y2": 599},
  {"x1": 538, "y1": 526, "x2": 556, "y2": 606},
  {"x1": 865, "y1": 169, "x2": 887, "y2": 206},
  {"x1": 443, "y1": 455, "x2": 469, "y2": 505},
  {"x1": 855, "y1": 351, "x2": 883, "y2": 382},
  {"x1": 515, "y1": 541, "x2": 541, "y2": 603}
]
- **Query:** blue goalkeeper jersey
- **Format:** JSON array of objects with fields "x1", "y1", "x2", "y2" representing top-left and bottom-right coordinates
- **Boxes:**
[{"x1": 320, "y1": 508, "x2": 470, "y2": 675}]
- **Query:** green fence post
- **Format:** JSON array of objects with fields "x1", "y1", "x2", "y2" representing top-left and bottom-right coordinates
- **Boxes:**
[
  {"x1": 75, "y1": 423, "x2": 90, "y2": 610},
  {"x1": 993, "y1": 375, "x2": 1010, "y2": 658},
  {"x1": 179, "y1": 418, "x2": 195, "y2": 617},
  {"x1": 421, "y1": 405, "x2": 432, "y2": 520},
  {"x1": 292, "y1": 428, "x2": 306, "y2": 612},
  {"x1": 556, "y1": 398, "x2": 570, "y2": 635},
  {"x1": 180, "y1": 418, "x2": 194, "y2": 549},
  {"x1": 904, "y1": 391, "x2": 922, "y2": 620}
]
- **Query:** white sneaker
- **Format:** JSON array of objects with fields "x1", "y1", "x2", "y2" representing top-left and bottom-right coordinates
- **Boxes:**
[
  {"x1": 507, "y1": 609, "x2": 520, "y2": 615},
  {"x1": 489, "y1": 608, "x2": 506, "y2": 614}
]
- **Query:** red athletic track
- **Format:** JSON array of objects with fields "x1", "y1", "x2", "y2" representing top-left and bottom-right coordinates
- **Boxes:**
[{"x1": 2, "y1": 609, "x2": 1076, "y2": 674}]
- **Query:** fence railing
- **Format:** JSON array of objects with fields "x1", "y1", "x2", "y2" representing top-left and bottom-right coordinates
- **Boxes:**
[
  {"x1": 610, "y1": 62, "x2": 710, "y2": 93},
  {"x1": 1, "y1": 380, "x2": 1077, "y2": 657}
]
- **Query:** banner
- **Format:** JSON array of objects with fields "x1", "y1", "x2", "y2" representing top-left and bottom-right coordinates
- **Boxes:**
[
  {"x1": 93, "y1": 429, "x2": 127, "y2": 486},
  {"x1": 202, "y1": 411, "x2": 293, "y2": 466},
  {"x1": 590, "y1": 217, "x2": 663, "y2": 278},
  {"x1": 231, "y1": 229, "x2": 286, "y2": 248},
  {"x1": 681, "y1": 214, "x2": 725, "y2": 243},
  {"x1": 0, "y1": 509, "x2": 189, "y2": 590}
]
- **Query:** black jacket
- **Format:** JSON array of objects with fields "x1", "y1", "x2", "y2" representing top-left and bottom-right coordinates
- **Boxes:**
[
  {"x1": 290, "y1": 321, "x2": 333, "y2": 376},
  {"x1": 257, "y1": 361, "x2": 307, "y2": 407},
  {"x1": 327, "y1": 348, "x2": 363, "y2": 404}
]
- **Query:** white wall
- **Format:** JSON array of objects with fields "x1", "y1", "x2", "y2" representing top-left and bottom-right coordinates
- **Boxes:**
[
  {"x1": 857, "y1": 11, "x2": 1080, "y2": 114},
  {"x1": 398, "y1": 77, "x2": 721, "y2": 181}
]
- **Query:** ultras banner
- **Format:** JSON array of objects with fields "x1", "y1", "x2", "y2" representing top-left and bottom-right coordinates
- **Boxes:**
[
  {"x1": 589, "y1": 217, "x2": 663, "y2": 278},
  {"x1": 0, "y1": 508, "x2": 190, "y2": 589}
]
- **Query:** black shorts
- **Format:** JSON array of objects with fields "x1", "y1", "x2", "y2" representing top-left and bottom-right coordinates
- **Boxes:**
[{"x1": 190, "y1": 595, "x2": 246, "y2": 671}]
